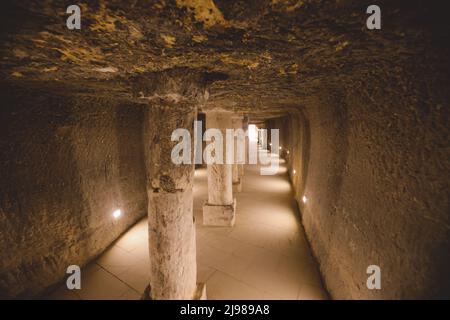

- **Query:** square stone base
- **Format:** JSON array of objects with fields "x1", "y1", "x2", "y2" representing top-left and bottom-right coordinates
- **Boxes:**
[
  {"x1": 203, "y1": 199, "x2": 236, "y2": 227},
  {"x1": 142, "y1": 282, "x2": 207, "y2": 300}
]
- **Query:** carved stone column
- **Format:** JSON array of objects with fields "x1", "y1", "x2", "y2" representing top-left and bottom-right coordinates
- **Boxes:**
[
  {"x1": 145, "y1": 101, "x2": 205, "y2": 299},
  {"x1": 203, "y1": 111, "x2": 236, "y2": 226}
]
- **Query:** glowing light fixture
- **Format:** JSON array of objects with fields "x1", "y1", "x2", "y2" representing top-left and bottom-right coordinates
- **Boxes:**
[
  {"x1": 293, "y1": 169, "x2": 296, "y2": 175},
  {"x1": 302, "y1": 196, "x2": 307, "y2": 203},
  {"x1": 287, "y1": 150, "x2": 290, "y2": 154},
  {"x1": 269, "y1": 143, "x2": 272, "y2": 146},
  {"x1": 112, "y1": 209, "x2": 122, "y2": 219},
  {"x1": 279, "y1": 146, "x2": 282, "y2": 150},
  {"x1": 248, "y1": 124, "x2": 258, "y2": 141}
]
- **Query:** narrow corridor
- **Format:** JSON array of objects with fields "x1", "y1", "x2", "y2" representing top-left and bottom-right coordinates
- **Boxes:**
[
  {"x1": 47, "y1": 150, "x2": 327, "y2": 300},
  {"x1": 2, "y1": 1, "x2": 448, "y2": 301}
]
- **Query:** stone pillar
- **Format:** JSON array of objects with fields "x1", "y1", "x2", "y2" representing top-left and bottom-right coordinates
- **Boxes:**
[
  {"x1": 145, "y1": 101, "x2": 205, "y2": 300},
  {"x1": 203, "y1": 111, "x2": 236, "y2": 226},
  {"x1": 261, "y1": 127, "x2": 268, "y2": 149},
  {"x1": 232, "y1": 116, "x2": 243, "y2": 192}
]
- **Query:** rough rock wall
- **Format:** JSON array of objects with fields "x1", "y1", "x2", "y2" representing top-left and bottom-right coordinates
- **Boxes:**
[
  {"x1": 0, "y1": 84, "x2": 148, "y2": 298},
  {"x1": 268, "y1": 75, "x2": 449, "y2": 298}
]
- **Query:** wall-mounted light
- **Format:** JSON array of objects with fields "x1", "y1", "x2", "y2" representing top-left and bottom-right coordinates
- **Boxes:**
[
  {"x1": 302, "y1": 196, "x2": 307, "y2": 203},
  {"x1": 293, "y1": 169, "x2": 296, "y2": 175},
  {"x1": 269, "y1": 143, "x2": 272, "y2": 146},
  {"x1": 112, "y1": 209, "x2": 122, "y2": 219},
  {"x1": 287, "y1": 150, "x2": 290, "y2": 154},
  {"x1": 279, "y1": 146, "x2": 282, "y2": 150}
]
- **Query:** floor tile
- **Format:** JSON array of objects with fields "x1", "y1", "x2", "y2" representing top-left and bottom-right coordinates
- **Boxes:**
[
  {"x1": 206, "y1": 271, "x2": 265, "y2": 300},
  {"x1": 76, "y1": 267, "x2": 131, "y2": 300}
]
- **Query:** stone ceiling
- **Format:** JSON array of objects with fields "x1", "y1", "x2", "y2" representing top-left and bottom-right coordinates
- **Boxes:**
[{"x1": 0, "y1": 0, "x2": 447, "y2": 120}]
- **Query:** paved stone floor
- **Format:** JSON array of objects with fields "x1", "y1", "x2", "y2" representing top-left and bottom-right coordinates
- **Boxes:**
[{"x1": 47, "y1": 151, "x2": 328, "y2": 300}]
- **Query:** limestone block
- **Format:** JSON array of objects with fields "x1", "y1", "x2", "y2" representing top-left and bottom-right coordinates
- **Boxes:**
[{"x1": 202, "y1": 198, "x2": 236, "y2": 227}]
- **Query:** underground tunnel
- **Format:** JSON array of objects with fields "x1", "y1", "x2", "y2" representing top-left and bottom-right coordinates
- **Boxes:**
[{"x1": 0, "y1": 0, "x2": 449, "y2": 302}]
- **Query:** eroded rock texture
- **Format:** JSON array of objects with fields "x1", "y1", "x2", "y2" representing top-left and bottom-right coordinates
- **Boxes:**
[
  {"x1": 0, "y1": 85, "x2": 148, "y2": 298},
  {"x1": 143, "y1": 90, "x2": 200, "y2": 299},
  {"x1": 0, "y1": 0, "x2": 449, "y2": 299},
  {"x1": 268, "y1": 78, "x2": 449, "y2": 298}
]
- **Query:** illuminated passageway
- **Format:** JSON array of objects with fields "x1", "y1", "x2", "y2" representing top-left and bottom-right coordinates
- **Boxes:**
[
  {"x1": 1, "y1": 1, "x2": 448, "y2": 301},
  {"x1": 46, "y1": 150, "x2": 327, "y2": 300}
]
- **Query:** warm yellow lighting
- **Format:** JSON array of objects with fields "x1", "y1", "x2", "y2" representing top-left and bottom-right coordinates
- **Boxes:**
[
  {"x1": 287, "y1": 150, "x2": 290, "y2": 154},
  {"x1": 269, "y1": 143, "x2": 272, "y2": 146},
  {"x1": 279, "y1": 146, "x2": 282, "y2": 150},
  {"x1": 248, "y1": 124, "x2": 258, "y2": 141},
  {"x1": 194, "y1": 169, "x2": 207, "y2": 178},
  {"x1": 302, "y1": 196, "x2": 307, "y2": 203},
  {"x1": 293, "y1": 169, "x2": 296, "y2": 175},
  {"x1": 113, "y1": 209, "x2": 122, "y2": 219}
]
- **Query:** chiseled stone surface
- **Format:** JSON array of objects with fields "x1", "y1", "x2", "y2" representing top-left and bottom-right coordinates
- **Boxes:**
[
  {"x1": 203, "y1": 111, "x2": 237, "y2": 226},
  {"x1": 204, "y1": 111, "x2": 234, "y2": 205},
  {"x1": 268, "y1": 85, "x2": 450, "y2": 299},
  {"x1": 0, "y1": 89, "x2": 148, "y2": 299},
  {"x1": 145, "y1": 102, "x2": 198, "y2": 300},
  {"x1": 205, "y1": 162, "x2": 234, "y2": 206}
]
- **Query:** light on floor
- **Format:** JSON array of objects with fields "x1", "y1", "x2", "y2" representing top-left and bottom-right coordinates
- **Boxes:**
[
  {"x1": 302, "y1": 196, "x2": 307, "y2": 203},
  {"x1": 112, "y1": 209, "x2": 122, "y2": 219}
]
